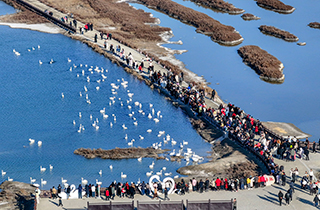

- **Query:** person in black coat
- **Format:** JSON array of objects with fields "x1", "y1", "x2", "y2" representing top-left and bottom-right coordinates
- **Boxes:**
[
  {"x1": 278, "y1": 190, "x2": 283, "y2": 206},
  {"x1": 285, "y1": 192, "x2": 290, "y2": 205}
]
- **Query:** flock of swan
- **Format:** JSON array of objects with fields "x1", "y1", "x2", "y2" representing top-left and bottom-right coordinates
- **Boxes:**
[{"x1": 5, "y1": 48, "x2": 205, "y2": 188}]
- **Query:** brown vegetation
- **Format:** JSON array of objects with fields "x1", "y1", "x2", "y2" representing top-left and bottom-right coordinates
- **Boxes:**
[
  {"x1": 74, "y1": 147, "x2": 169, "y2": 159},
  {"x1": 241, "y1": 13, "x2": 260, "y2": 21},
  {"x1": 256, "y1": 0, "x2": 295, "y2": 14},
  {"x1": 259, "y1": 25, "x2": 298, "y2": 41},
  {"x1": 187, "y1": 0, "x2": 244, "y2": 14},
  {"x1": 238, "y1": 45, "x2": 284, "y2": 80},
  {"x1": 138, "y1": 0, "x2": 243, "y2": 45},
  {"x1": 308, "y1": 22, "x2": 320, "y2": 29}
]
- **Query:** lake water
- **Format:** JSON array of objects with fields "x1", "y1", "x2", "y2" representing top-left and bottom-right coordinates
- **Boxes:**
[
  {"x1": 0, "y1": 1, "x2": 211, "y2": 189},
  {"x1": 130, "y1": 0, "x2": 320, "y2": 142}
]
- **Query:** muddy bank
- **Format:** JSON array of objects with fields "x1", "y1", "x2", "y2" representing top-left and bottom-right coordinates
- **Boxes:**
[
  {"x1": 138, "y1": 0, "x2": 243, "y2": 46},
  {"x1": 238, "y1": 45, "x2": 284, "y2": 83},
  {"x1": 241, "y1": 13, "x2": 260, "y2": 21},
  {"x1": 74, "y1": 147, "x2": 169, "y2": 159},
  {"x1": 187, "y1": 0, "x2": 244, "y2": 14},
  {"x1": 177, "y1": 138, "x2": 267, "y2": 179},
  {"x1": 190, "y1": 118, "x2": 224, "y2": 143},
  {"x1": 256, "y1": 0, "x2": 295, "y2": 14},
  {"x1": 308, "y1": 22, "x2": 320, "y2": 29},
  {"x1": 0, "y1": 181, "x2": 36, "y2": 210},
  {"x1": 259, "y1": 25, "x2": 298, "y2": 42}
]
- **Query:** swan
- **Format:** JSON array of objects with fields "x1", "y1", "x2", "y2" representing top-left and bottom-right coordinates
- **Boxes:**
[
  {"x1": 49, "y1": 164, "x2": 53, "y2": 170},
  {"x1": 157, "y1": 111, "x2": 161, "y2": 117},
  {"x1": 81, "y1": 177, "x2": 88, "y2": 185},
  {"x1": 183, "y1": 140, "x2": 188, "y2": 145},
  {"x1": 84, "y1": 86, "x2": 88, "y2": 92},
  {"x1": 128, "y1": 105, "x2": 132, "y2": 110},
  {"x1": 30, "y1": 177, "x2": 36, "y2": 183},
  {"x1": 122, "y1": 124, "x2": 128, "y2": 130},
  {"x1": 101, "y1": 74, "x2": 107, "y2": 79},
  {"x1": 169, "y1": 149, "x2": 175, "y2": 156},
  {"x1": 29, "y1": 138, "x2": 35, "y2": 144},
  {"x1": 61, "y1": 93, "x2": 64, "y2": 98},
  {"x1": 134, "y1": 101, "x2": 140, "y2": 106},
  {"x1": 96, "y1": 179, "x2": 102, "y2": 185},
  {"x1": 127, "y1": 93, "x2": 134, "y2": 98},
  {"x1": 99, "y1": 170, "x2": 102, "y2": 176},
  {"x1": 156, "y1": 170, "x2": 162, "y2": 176},
  {"x1": 61, "y1": 177, "x2": 67, "y2": 184},
  {"x1": 96, "y1": 86, "x2": 100, "y2": 91},
  {"x1": 139, "y1": 135, "x2": 144, "y2": 140},
  {"x1": 79, "y1": 112, "x2": 82, "y2": 118},
  {"x1": 162, "y1": 167, "x2": 166, "y2": 171},
  {"x1": 147, "y1": 129, "x2": 152, "y2": 133},
  {"x1": 15, "y1": 51, "x2": 20, "y2": 56},
  {"x1": 40, "y1": 166, "x2": 46, "y2": 172},
  {"x1": 8, "y1": 177, "x2": 13, "y2": 182},
  {"x1": 164, "y1": 172, "x2": 172, "y2": 176},
  {"x1": 148, "y1": 113, "x2": 152, "y2": 119},
  {"x1": 1, "y1": 170, "x2": 6, "y2": 176},
  {"x1": 38, "y1": 45, "x2": 40, "y2": 49},
  {"x1": 154, "y1": 118, "x2": 159, "y2": 123},
  {"x1": 149, "y1": 103, "x2": 153, "y2": 108},
  {"x1": 32, "y1": 47, "x2": 35, "y2": 50},
  {"x1": 110, "y1": 122, "x2": 113, "y2": 127},
  {"x1": 146, "y1": 171, "x2": 153, "y2": 177},
  {"x1": 37, "y1": 141, "x2": 42, "y2": 147},
  {"x1": 73, "y1": 120, "x2": 76, "y2": 125},
  {"x1": 128, "y1": 139, "x2": 135, "y2": 146},
  {"x1": 79, "y1": 92, "x2": 82, "y2": 97},
  {"x1": 67, "y1": 58, "x2": 71, "y2": 62},
  {"x1": 39, "y1": 60, "x2": 42, "y2": 65},
  {"x1": 171, "y1": 139, "x2": 177, "y2": 145},
  {"x1": 149, "y1": 164, "x2": 154, "y2": 169},
  {"x1": 121, "y1": 172, "x2": 127, "y2": 179},
  {"x1": 137, "y1": 157, "x2": 142, "y2": 162},
  {"x1": 174, "y1": 175, "x2": 179, "y2": 179},
  {"x1": 41, "y1": 178, "x2": 47, "y2": 186},
  {"x1": 125, "y1": 134, "x2": 128, "y2": 140},
  {"x1": 133, "y1": 121, "x2": 138, "y2": 126},
  {"x1": 49, "y1": 59, "x2": 54, "y2": 64},
  {"x1": 152, "y1": 109, "x2": 155, "y2": 115},
  {"x1": 103, "y1": 114, "x2": 108, "y2": 119},
  {"x1": 109, "y1": 165, "x2": 113, "y2": 170}
]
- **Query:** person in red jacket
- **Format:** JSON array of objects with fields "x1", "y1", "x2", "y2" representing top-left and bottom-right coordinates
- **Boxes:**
[
  {"x1": 105, "y1": 189, "x2": 110, "y2": 200},
  {"x1": 215, "y1": 177, "x2": 221, "y2": 190}
]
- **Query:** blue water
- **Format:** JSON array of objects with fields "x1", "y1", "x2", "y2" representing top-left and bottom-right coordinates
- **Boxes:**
[
  {"x1": 130, "y1": 0, "x2": 320, "y2": 142},
  {"x1": 0, "y1": 2, "x2": 210, "y2": 189}
]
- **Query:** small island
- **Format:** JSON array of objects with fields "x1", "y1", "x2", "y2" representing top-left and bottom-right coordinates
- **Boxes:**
[
  {"x1": 256, "y1": 0, "x2": 295, "y2": 14},
  {"x1": 74, "y1": 147, "x2": 169, "y2": 159},
  {"x1": 241, "y1": 13, "x2": 260, "y2": 21},
  {"x1": 188, "y1": 0, "x2": 244, "y2": 14},
  {"x1": 308, "y1": 22, "x2": 320, "y2": 29},
  {"x1": 138, "y1": 0, "x2": 244, "y2": 45},
  {"x1": 259, "y1": 25, "x2": 299, "y2": 42},
  {"x1": 238, "y1": 45, "x2": 285, "y2": 83}
]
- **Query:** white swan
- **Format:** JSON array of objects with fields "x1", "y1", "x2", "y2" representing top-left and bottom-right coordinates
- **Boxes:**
[
  {"x1": 162, "y1": 167, "x2": 166, "y2": 171},
  {"x1": 139, "y1": 135, "x2": 144, "y2": 140},
  {"x1": 8, "y1": 177, "x2": 13, "y2": 181},
  {"x1": 41, "y1": 178, "x2": 47, "y2": 186},
  {"x1": 164, "y1": 172, "x2": 172, "y2": 176},
  {"x1": 122, "y1": 124, "x2": 128, "y2": 130},
  {"x1": 49, "y1": 59, "x2": 54, "y2": 64},
  {"x1": 156, "y1": 170, "x2": 162, "y2": 176},
  {"x1": 99, "y1": 170, "x2": 102, "y2": 176},
  {"x1": 61, "y1": 177, "x2": 67, "y2": 184},
  {"x1": 147, "y1": 129, "x2": 152, "y2": 133},
  {"x1": 30, "y1": 177, "x2": 36, "y2": 184},
  {"x1": 121, "y1": 172, "x2": 127, "y2": 179},
  {"x1": 146, "y1": 171, "x2": 153, "y2": 177},
  {"x1": 169, "y1": 149, "x2": 175, "y2": 156},
  {"x1": 40, "y1": 166, "x2": 46, "y2": 172},
  {"x1": 37, "y1": 141, "x2": 42, "y2": 147},
  {"x1": 81, "y1": 177, "x2": 88, "y2": 185},
  {"x1": 154, "y1": 118, "x2": 159, "y2": 123},
  {"x1": 183, "y1": 140, "x2": 189, "y2": 145},
  {"x1": 61, "y1": 93, "x2": 64, "y2": 98},
  {"x1": 149, "y1": 164, "x2": 154, "y2": 169},
  {"x1": 137, "y1": 157, "x2": 142, "y2": 162},
  {"x1": 29, "y1": 138, "x2": 35, "y2": 144},
  {"x1": 67, "y1": 58, "x2": 71, "y2": 62},
  {"x1": 49, "y1": 164, "x2": 53, "y2": 170},
  {"x1": 39, "y1": 60, "x2": 42, "y2": 65},
  {"x1": 148, "y1": 113, "x2": 152, "y2": 119},
  {"x1": 96, "y1": 179, "x2": 102, "y2": 185},
  {"x1": 109, "y1": 165, "x2": 113, "y2": 170},
  {"x1": 79, "y1": 112, "x2": 82, "y2": 118},
  {"x1": 128, "y1": 139, "x2": 135, "y2": 146},
  {"x1": 149, "y1": 103, "x2": 153, "y2": 108},
  {"x1": 1, "y1": 170, "x2": 6, "y2": 176},
  {"x1": 133, "y1": 121, "x2": 138, "y2": 126}
]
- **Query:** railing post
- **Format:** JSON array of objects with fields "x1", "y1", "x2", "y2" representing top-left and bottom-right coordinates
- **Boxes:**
[
  {"x1": 159, "y1": 200, "x2": 161, "y2": 210},
  {"x1": 181, "y1": 199, "x2": 184, "y2": 210},
  {"x1": 132, "y1": 200, "x2": 134, "y2": 210},
  {"x1": 186, "y1": 199, "x2": 188, "y2": 210},
  {"x1": 87, "y1": 201, "x2": 89, "y2": 210},
  {"x1": 137, "y1": 200, "x2": 139, "y2": 210},
  {"x1": 208, "y1": 199, "x2": 210, "y2": 210},
  {"x1": 110, "y1": 200, "x2": 112, "y2": 210}
]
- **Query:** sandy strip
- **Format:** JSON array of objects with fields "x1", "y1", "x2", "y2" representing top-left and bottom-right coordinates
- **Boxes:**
[{"x1": 0, "y1": 22, "x2": 63, "y2": 33}]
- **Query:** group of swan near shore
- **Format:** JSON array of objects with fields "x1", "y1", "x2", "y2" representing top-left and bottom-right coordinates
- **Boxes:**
[{"x1": 4, "y1": 46, "x2": 204, "y2": 188}]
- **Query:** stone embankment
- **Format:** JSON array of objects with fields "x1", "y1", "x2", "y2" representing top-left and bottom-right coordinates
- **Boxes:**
[
  {"x1": 188, "y1": 0, "x2": 244, "y2": 14},
  {"x1": 138, "y1": 0, "x2": 244, "y2": 46},
  {"x1": 256, "y1": 0, "x2": 295, "y2": 14},
  {"x1": 308, "y1": 22, "x2": 320, "y2": 29},
  {"x1": 74, "y1": 147, "x2": 169, "y2": 159},
  {"x1": 259, "y1": 25, "x2": 299, "y2": 42},
  {"x1": 238, "y1": 45, "x2": 284, "y2": 83},
  {"x1": 0, "y1": 181, "x2": 36, "y2": 210},
  {"x1": 241, "y1": 13, "x2": 260, "y2": 21}
]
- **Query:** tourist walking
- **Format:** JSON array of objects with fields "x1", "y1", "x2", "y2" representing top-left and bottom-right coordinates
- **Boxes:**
[
  {"x1": 92, "y1": 184, "x2": 96, "y2": 198},
  {"x1": 314, "y1": 193, "x2": 319, "y2": 207},
  {"x1": 278, "y1": 190, "x2": 283, "y2": 206},
  {"x1": 94, "y1": 34, "x2": 98, "y2": 43},
  {"x1": 66, "y1": 185, "x2": 71, "y2": 200},
  {"x1": 78, "y1": 184, "x2": 82, "y2": 199},
  {"x1": 58, "y1": 197, "x2": 63, "y2": 207},
  {"x1": 52, "y1": 186, "x2": 57, "y2": 199},
  {"x1": 35, "y1": 187, "x2": 41, "y2": 204},
  {"x1": 285, "y1": 191, "x2": 290, "y2": 205},
  {"x1": 164, "y1": 187, "x2": 170, "y2": 200},
  {"x1": 105, "y1": 189, "x2": 110, "y2": 200}
]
